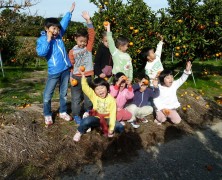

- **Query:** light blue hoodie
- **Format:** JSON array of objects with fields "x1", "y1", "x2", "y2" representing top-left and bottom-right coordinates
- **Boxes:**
[{"x1": 36, "y1": 12, "x2": 72, "y2": 75}]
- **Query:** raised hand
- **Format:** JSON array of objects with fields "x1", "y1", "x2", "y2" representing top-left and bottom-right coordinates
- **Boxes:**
[
  {"x1": 82, "y1": 11, "x2": 91, "y2": 23},
  {"x1": 70, "y1": 2, "x2": 75, "y2": 13},
  {"x1": 185, "y1": 61, "x2": 192, "y2": 72}
]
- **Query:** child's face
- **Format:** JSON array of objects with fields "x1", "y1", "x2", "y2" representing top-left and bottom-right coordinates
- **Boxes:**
[
  {"x1": 140, "y1": 84, "x2": 147, "y2": 92},
  {"x1": 46, "y1": 26, "x2": 60, "y2": 38},
  {"x1": 163, "y1": 75, "x2": 174, "y2": 87},
  {"x1": 95, "y1": 85, "x2": 108, "y2": 99},
  {"x1": 147, "y1": 49, "x2": 156, "y2": 62},
  {"x1": 75, "y1": 36, "x2": 88, "y2": 48},
  {"x1": 102, "y1": 36, "x2": 108, "y2": 48},
  {"x1": 119, "y1": 44, "x2": 128, "y2": 53}
]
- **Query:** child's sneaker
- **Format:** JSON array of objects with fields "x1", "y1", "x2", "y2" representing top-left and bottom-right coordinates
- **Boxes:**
[
  {"x1": 86, "y1": 128, "x2": 91, "y2": 133},
  {"x1": 138, "y1": 118, "x2": 148, "y2": 123},
  {"x1": 131, "y1": 121, "x2": 140, "y2": 128},
  {"x1": 154, "y1": 119, "x2": 162, "y2": 125},
  {"x1": 74, "y1": 115, "x2": 82, "y2": 125},
  {"x1": 44, "y1": 116, "x2": 53, "y2": 125},
  {"x1": 120, "y1": 121, "x2": 126, "y2": 126},
  {"x1": 82, "y1": 111, "x2": 89, "y2": 119},
  {"x1": 59, "y1": 112, "x2": 71, "y2": 121},
  {"x1": 73, "y1": 131, "x2": 82, "y2": 142},
  {"x1": 127, "y1": 119, "x2": 134, "y2": 123}
]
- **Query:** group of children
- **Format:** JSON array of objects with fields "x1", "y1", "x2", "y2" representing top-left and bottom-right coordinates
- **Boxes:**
[{"x1": 36, "y1": 2, "x2": 192, "y2": 142}]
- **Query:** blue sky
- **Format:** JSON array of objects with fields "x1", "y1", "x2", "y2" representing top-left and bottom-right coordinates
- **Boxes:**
[{"x1": 23, "y1": 0, "x2": 169, "y2": 22}]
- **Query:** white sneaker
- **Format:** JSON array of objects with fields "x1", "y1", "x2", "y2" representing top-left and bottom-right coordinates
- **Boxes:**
[
  {"x1": 127, "y1": 119, "x2": 134, "y2": 123},
  {"x1": 120, "y1": 121, "x2": 126, "y2": 126},
  {"x1": 59, "y1": 112, "x2": 71, "y2": 121},
  {"x1": 82, "y1": 111, "x2": 89, "y2": 119},
  {"x1": 131, "y1": 122, "x2": 140, "y2": 128},
  {"x1": 86, "y1": 128, "x2": 91, "y2": 133},
  {"x1": 154, "y1": 119, "x2": 162, "y2": 125},
  {"x1": 44, "y1": 116, "x2": 53, "y2": 125},
  {"x1": 73, "y1": 131, "x2": 82, "y2": 142}
]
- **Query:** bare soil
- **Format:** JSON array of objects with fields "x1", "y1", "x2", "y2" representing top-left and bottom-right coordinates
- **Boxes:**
[{"x1": 0, "y1": 73, "x2": 222, "y2": 179}]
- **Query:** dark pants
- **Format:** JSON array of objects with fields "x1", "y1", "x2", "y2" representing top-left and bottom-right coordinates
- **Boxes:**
[
  {"x1": 71, "y1": 75, "x2": 93, "y2": 117},
  {"x1": 78, "y1": 116, "x2": 124, "y2": 134}
]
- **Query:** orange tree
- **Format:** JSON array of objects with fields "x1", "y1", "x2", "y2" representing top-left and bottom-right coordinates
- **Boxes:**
[
  {"x1": 90, "y1": 0, "x2": 161, "y2": 76},
  {"x1": 157, "y1": 0, "x2": 221, "y2": 63}
]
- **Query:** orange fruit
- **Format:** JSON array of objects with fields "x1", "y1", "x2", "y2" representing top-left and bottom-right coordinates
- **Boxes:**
[
  {"x1": 129, "y1": 42, "x2": 133, "y2": 46},
  {"x1": 129, "y1": 26, "x2": 134, "y2": 30},
  {"x1": 71, "y1": 79, "x2": 78, "y2": 86},
  {"x1": 134, "y1": 29, "x2": 139, "y2": 33},
  {"x1": 122, "y1": 76, "x2": 127, "y2": 80},
  {"x1": 175, "y1": 53, "x2": 180, "y2": 57},
  {"x1": 176, "y1": 46, "x2": 180, "y2": 50},
  {"x1": 103, "y1": 21, "x2": 109, "y2": 26},
  {"x1": 104, "y1": 77, "x2": 108, "y2": 81},
  {"x1": 80, "y1": 66, "x2": 85, "y2": 72},
  {"x1": 144, "y1": 79, "x2": 149, "y2": 85}
]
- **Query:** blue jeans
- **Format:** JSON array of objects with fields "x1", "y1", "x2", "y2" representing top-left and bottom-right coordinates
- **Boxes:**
[
  {"x1": 78, "y1": 116, "x2": 124, "y2": 134},
  {"x1": 43, "y1": 69, "x2": 69, "y2": 116},
  {"x1": 71, "y1": 75, "x2": 93, "y2": 117}
]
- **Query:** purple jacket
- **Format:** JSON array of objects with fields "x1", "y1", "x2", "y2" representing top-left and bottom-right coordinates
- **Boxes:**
[{"x1": 130, "y1": 83, "x2": 160, "y2": 107}]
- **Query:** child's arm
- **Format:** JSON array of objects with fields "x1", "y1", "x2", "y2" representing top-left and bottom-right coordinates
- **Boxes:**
[
  {"x1": 110, "y1": 85, "x2": 119, "y2": 98},
  {"x1": 155, "y1": 33, "x2": 164, "y2": 59},
  {"x1": 82, "y1": 11, "x2": 95, "y2": 52},
  {"x1": 125, "y1": 79, "x2": 134, "y2": 100},
  {"x1": 128, "y1": 61, "x2": 133, "y2": 81},
  {"x1": 36, "y1": 37, "x2": 51, "y2": 57},
  {"x1": 60, "y1": 2, "x2": 75, "y2": 36},
  {"x1": 106, "y1": 23, "x2": 118, "y2": 56},
  {"x1": 68, "y1": 49, "x2": 75, "y2": 67},
  {"x1": 174, "y1": 61, "x2": 192, "y2": 89},
  {"x1": 79, "y1": 68, "x2": 95, "y2": 101},
  {"x1": 108, "y1": 98, "x2": 117, "y2": 134}
]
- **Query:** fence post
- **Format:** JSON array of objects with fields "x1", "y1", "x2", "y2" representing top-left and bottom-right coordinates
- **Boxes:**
[{"x1": 0, "y1": 50, "x2": 5, "y2": 77}]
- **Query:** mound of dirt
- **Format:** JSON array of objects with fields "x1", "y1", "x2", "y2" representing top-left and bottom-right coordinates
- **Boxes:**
[{"x1": 0, "y1": 89, "x2": 221, "y2": 179}]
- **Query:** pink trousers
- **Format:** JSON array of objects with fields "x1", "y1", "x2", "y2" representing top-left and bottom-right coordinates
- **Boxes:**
[
  {"x1": 156, "y1": 109, "x2": 181, "y2": 124},
  {"x1": 116, "y1": 109, "x2": 132, "y2": 121}
]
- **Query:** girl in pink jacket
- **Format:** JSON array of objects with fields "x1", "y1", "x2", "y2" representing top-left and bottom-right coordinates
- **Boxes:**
[{"x1": 110, "y1": 72, "x2": 134, "y2": 125}]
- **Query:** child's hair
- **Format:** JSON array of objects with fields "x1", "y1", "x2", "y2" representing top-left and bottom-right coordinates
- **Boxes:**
[
  {"x1": 91, "y1": 77, "x2": 110, "y2": 93},
  {"x1": 140, "y1": 47, "x2": 154, "y2": 61},
  {"x1": 75, "y1": 28, "x2": 88, "y2": 38},
  {"x1": 102, "y1": 31, "x2": 107, "y2": 38},
  {"x1": 159, "y1": 70, "x2": 173, "y2": 85},
  {"x1": 112, "y1": 72, "x2": 125, "y2": 85},
  {"x1": 116, "y1": 36, "x2": 129, "y2": 48},
  {"x1": 44, "y1": 18, "x2": 61, "y2": 29}
]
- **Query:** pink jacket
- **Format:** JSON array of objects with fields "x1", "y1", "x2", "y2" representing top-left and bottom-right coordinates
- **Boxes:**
[{"x1": 110, "y1": 85, "x2": 134, "y2": 110}]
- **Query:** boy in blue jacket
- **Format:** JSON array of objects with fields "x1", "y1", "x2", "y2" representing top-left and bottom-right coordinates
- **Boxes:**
[
  {"x1": 125, "y1": 78, "x2": 159, "y2": 128},
  {"x1": 36, "y1": 2, "x2": 75, "y2": 125}
]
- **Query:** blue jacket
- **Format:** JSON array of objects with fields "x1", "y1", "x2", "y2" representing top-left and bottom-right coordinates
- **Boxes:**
[
  {"x1": 130, "y1": 83, "x2": 160, "y2": 107},
  {"x1": 36, "y1": 12, "x2": 72, "y2": 75}
]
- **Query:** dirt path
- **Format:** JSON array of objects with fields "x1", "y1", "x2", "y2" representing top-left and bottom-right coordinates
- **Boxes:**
[{"x1": 62, "y1": 121, "x2": 222, "y2": 180}]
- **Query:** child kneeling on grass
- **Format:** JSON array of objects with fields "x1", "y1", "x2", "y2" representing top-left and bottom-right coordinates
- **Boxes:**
[
  {"x1": 153, "y1": 61, "x2": 192, "y2": 125},
  {"x1": 73, "y1": 68, "x2": 124, "y2": 142}
]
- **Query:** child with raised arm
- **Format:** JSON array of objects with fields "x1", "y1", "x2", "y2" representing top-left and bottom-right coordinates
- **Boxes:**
[
  {"x1": 140, "y1": 33, "x2": 164, "y2": 86},
  {"x1": 105, "y1": 22, "x2": 133, "y2": 81},
  {"x1": 125, "y1": 78, "x2": 159, "y2": 128},
  {"x1": 69, "y1": 11, "x2": 95, "y2": 125},
  {"x1": 36, "y1": 2, "x2": 75, "y2": 125},
  {"x1": 73, "y1": 68, "x2": 124, "y2": 142},
  {"x1": 94, "y1": 32, "x2": 113, "y2": 79},
  {"x1": 110, "y1": 73, "x2": 134, "y2": 125},
  {"x1": 153, "y1": 61, "x2": 192, "y2": 125}
]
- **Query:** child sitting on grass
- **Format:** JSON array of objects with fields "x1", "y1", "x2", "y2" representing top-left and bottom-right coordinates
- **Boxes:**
[
  {"x1": 73, "y1": 68, "x2": 124, "y2": 142},
  {"x1": 153, "y1": 61, "x2": 192, "y2": 125},
  {"x1": 125, "y1": 78, "x2": 159, "y2": 128},
  {"x1": 110, "y1": 72, "x2": 134, "y2": 125}
]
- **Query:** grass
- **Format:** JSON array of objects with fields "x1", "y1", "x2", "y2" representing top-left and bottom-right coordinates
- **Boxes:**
[{"x1": 164, "y1": 59, "x2": 222, "y2": 101}]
